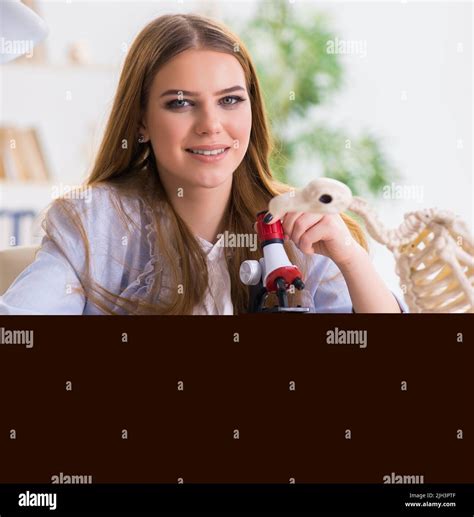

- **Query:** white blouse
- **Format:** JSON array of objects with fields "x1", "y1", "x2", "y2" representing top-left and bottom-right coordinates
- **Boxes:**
[
  {"x1": 192, "y1": 234, "x2": 234, "y2": 315},
  {"x1": 0, "y1": 183, "x2": 407, "y2": 315}
]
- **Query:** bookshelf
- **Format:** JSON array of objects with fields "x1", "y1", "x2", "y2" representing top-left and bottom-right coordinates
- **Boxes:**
[
  {"x1": 0, "y1": 180, "x2": 54, "y2": 248},
  {"x1": 1, "y1": 61, "x2": 118, "y2": 249}
]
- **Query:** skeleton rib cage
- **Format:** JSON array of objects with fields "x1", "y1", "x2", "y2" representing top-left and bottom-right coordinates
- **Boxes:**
[{"x1": 348, "y1": 198, "x2": 474, "y2": 313}]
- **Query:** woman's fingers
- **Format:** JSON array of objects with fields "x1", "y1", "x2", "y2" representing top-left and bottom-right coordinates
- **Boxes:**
[
  {"x1": 281, "y1": 211, "x2": 303, "y2": 238},
  {"x1": 287, "y1": 212, "x2": 323, "y2": 244},
  {"x1": 297, "y1": 220, "x2": 328, "y2": 254}
]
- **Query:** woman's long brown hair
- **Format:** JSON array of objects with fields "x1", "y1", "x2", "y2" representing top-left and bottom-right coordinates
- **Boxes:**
[{"x1": 42, "y1": 13, "x2": 368, "y2": 314}]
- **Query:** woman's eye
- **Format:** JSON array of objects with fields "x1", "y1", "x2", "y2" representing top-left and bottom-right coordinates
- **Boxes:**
[
  {"x1": 166, "y1": 95, "x2": 245, "y2": 110},
  {"x1": 167, "y1": 99, "x2": 191, "y2": 109},
  {"x1": 221, "y1": 95, "x2": 245, "y2": 106}
]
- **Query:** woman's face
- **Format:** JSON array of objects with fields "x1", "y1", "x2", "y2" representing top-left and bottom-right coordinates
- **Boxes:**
[{"x1": 140, "y1": 49, "x2": 252, "y2": 191}]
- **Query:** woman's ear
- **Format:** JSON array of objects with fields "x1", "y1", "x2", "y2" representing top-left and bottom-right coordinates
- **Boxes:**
[{"x1": 138, "y1": 119, "x2": 150, "y2": 143}]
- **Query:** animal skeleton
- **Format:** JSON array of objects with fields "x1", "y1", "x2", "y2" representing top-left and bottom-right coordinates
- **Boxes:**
[{"x1": 268, "y1": 178, "x2": 474, "y2": 313}]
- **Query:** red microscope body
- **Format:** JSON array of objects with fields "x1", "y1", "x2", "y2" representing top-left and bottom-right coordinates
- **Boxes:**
[{"x1": 239, "y1": 211, "x2": 310, "y2": 313}]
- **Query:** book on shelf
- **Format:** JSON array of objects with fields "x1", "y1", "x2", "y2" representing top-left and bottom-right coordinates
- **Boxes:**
[{"x1": 0, "y1": 126, "x2": 50, "y2": 182}]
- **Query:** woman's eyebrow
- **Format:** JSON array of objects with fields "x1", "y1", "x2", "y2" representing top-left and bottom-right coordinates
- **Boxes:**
[{"x1": 159, "y1": 85, "x2": 246, "y2": 98}]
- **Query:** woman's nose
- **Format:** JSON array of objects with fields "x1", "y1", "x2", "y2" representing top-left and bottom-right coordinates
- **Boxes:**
[{"x1": 194, "y1": 105, "x2": 224, "y2": 135}]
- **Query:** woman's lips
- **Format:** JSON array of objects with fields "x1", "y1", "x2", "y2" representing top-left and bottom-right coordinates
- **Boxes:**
[{"x1": 185, "y1": 147, "x2": 230, "y2": 163}]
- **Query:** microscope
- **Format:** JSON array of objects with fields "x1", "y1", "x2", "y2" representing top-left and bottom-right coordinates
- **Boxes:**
[{"x1": 239, "y1": 210, "x2": 310, "y2": 313}]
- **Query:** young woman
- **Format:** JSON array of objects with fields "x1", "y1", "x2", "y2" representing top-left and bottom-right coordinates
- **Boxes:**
[{"x1": 0, "y1": 13, "x2": 406, "y2": 315}]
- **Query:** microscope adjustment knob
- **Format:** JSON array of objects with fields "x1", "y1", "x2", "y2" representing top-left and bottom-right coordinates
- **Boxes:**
[
  {"x1": 239, "y1": 260, "x2": 262, "y2": 285},
  {"x1": 293, "y1": 277, "x2": 305, "y2": 290}
]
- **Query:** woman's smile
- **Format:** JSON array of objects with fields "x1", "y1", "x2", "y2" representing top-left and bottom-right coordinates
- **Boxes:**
[{"x1": 185, "y1": 147, "x2": 231, "y2": 163}]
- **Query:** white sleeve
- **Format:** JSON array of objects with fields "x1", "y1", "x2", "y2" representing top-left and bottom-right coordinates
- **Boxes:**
[
  {"x1": 0, "y1": 201, "x2": 87, "y2": 315},
  {"x1": 312, "y1": 256, "x2": 410, "y2": 313},
  {"x1": 312, "y1": 257, "x2": 353, "y2": 313}
]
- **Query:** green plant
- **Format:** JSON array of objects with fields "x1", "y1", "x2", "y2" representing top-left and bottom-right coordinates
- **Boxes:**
[{"x1": 226, "y1": 0, "x2": 399, "y2": 196}]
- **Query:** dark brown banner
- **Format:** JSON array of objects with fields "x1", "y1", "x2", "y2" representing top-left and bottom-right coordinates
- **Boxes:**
[{"x1": 0, "y1": 314, "x2": 472, "y2": 484}]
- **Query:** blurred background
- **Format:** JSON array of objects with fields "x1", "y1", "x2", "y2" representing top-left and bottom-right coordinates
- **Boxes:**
[{"x1": 0, "y1": 0, "x2": 472, "y2": 300}]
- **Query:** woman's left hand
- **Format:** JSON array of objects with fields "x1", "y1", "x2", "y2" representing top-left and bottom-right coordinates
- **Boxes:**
[{"x1": 265, "y1": 211, "x2": 366, "y2": 268}]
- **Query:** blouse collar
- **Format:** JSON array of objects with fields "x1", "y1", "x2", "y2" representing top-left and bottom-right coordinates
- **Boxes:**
[{"x1": 195, "y1": 233, "x2": 226, "y2": 261}]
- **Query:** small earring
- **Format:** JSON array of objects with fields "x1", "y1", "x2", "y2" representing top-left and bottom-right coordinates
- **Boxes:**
[{"x1": 138, "y1": 134, "x2": 146, "y2": 143}]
